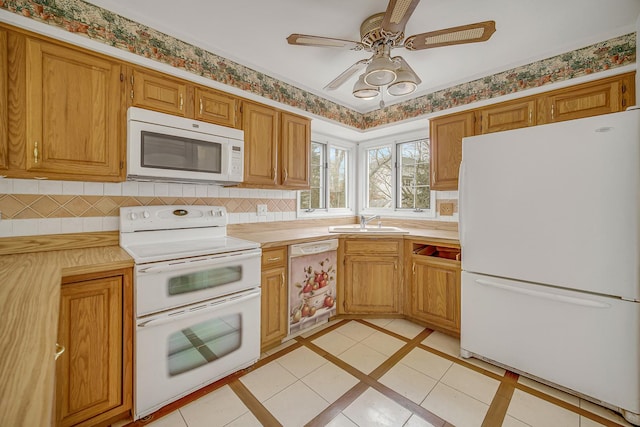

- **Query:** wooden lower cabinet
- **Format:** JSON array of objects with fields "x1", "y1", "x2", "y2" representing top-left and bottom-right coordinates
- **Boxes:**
[
  {"x1": 260, "y1": 247, "x2": 288, "y2": 351},
  {"x1": 405, "y1": 240, "x2": 461, "y2": 336},
  {"x1": 339, "y1": 239, "x2": 401, "y2": 315},
  {"x1": 55, "y1": 268, "x2": 132, "y2": 427}
]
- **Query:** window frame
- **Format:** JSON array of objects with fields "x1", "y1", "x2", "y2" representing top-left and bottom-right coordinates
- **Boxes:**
[
  {"x1": 297, "y1": 136, "x2": 355, "y2": 218},
  {"x1": 358, "y1": 131, "x2": 436, "y2": 218}
]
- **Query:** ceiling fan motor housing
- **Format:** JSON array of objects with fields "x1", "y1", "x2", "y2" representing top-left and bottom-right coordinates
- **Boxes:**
[{"x1": 360, "y1": 13, "x2": 404, "y2": 48}]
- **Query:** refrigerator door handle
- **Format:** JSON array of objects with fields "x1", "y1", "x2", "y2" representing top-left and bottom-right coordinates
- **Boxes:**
[
  {"x1": 475, "y1": 279, "x2": 611, "y2": 308},
  {"x1": 458, "y1": 161, "x2": 466, "y2": 248}
]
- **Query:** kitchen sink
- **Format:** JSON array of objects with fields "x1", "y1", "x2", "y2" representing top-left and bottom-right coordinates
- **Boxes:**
[{"x1": 328, "y1": 225, "x2": 408, "y2": 234}]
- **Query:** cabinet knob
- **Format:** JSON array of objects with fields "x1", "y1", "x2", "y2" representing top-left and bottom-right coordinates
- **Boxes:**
[
  {"x1": 199, "y1": 99, "x2": 203, "y2": 114},
  {"x1": 280, "y1": 272, "x2": 285, "y2": 287},
  {"x1": 33, "y1": 141, "x2": 39, "y2": 164},
  {"x1": 283, "y1": 168, "x2": 288, "y2": 182},
  {"x1": 179, "y1": 94, "x2": 184, "y2": 111}
]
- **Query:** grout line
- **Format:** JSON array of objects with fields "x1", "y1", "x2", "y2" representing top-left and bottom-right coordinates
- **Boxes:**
[
  {"x1": 482, "y1": 370, "x2": 519, "y2": 427},
  {"x1": 229, "y1": 379, "x2": 283, "y2": 427},
  {"x1": 296, "y1": 323, "x2": 448, "y2": 426},
  {"x1": 416, "y1": 342, "x2": 506, "y2": 382},
  {"x1": 355, "y1": 318, "x2": 414, "y2": 342},
  {"x1": 369, "y1": 328, "x2": 433, "y2": 380},
  {"x1": 514, "y1": 383, "x2": 628, "y2": 427},
  {"x1": 304, "y1": 382, "x2": 369, "y2": 427}
]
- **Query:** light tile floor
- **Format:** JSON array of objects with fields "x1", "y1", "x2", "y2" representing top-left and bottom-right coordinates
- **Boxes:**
[{"x1": 141, "y1": 319, "x2": 633, "y2": 427}]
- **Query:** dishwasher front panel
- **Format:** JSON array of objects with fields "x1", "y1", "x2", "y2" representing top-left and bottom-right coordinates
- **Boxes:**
[{"x1": 288, "y1": 240, "x2": 338, "y2": 337}]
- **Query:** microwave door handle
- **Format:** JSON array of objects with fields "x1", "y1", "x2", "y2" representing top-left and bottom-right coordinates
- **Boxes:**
[
  {"x1": 137, "y1": 289, "x2": 260, "y2": 328},
  {"x1": 138, "y1": 249, "x2": 260, "y2": 274}
]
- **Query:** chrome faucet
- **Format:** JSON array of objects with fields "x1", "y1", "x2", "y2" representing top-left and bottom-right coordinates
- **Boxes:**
[{"x1": 360, "y1": 214, "x2": 380, "y2": 229}]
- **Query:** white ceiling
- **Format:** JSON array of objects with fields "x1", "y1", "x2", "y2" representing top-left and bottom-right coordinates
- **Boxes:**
[{"x1": 82, "y1": 0, "x2": 639, "y2": 117}]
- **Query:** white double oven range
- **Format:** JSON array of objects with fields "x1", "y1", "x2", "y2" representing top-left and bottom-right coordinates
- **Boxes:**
[{"x1": 119, "y1": 205, "x2": 261, "y2": 420}]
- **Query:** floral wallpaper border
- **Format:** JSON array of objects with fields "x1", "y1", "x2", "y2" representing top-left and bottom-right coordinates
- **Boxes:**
[{"x1": 0, "y1": 0, "x2": 636, "y2": 129}]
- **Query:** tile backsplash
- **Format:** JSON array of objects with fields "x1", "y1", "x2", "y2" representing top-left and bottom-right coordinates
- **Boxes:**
[{"x1": 0, "y1": 179, "x2": 297, "y2": 237}]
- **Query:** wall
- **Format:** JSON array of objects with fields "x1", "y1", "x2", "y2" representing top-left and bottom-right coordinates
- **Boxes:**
[{"x1": 0, "y1": 179, "x2": 297, "y2": 237}]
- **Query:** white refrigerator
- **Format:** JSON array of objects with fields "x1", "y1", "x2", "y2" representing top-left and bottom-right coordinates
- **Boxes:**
[{"x1": 459, "y1": 108, "x2": 640, "y2": 425}]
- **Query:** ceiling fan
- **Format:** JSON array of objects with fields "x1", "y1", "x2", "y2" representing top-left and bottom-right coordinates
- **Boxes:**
[{"x1": 287, "y1": 0, "x2": 496, "y2": 103}]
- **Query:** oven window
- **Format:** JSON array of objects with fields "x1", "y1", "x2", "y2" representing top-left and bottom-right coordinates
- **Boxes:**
[
  {"x1": 168, "y1": 266, "x2": 242, "y2": 295},
  {"x1": 167, "y1": 313, "x2": 242, "y2": 376},
  {"x1": 141, "y1": 131, "x2": 222, "y2": 173}
]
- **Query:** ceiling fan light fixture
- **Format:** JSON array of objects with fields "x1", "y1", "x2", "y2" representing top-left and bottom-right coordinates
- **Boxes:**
[
  {"x1": 353, "y1": 74, "x2": 379, "y2": 99},
  {"x1": 387, "y1": 69, "x2": 419, "y2": 96},
  {"x1": 364, "y1": 55, "x2": 397, "y2": 86}
]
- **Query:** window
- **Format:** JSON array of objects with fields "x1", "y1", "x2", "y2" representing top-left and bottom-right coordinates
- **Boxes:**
[
  {"x1": 397, "y1": 140, "x2": 430, "y2": 210},
  {"x1": 361, "y1": 137, "x2": 434, "y2": 217},
  {"x1": 298, "y1": 140, "x2": 353, "y2": 216}
]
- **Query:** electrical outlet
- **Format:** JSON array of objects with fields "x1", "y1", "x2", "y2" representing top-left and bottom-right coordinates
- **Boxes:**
[
  {"x1": 257, "y1": 204, "x2": 267, "y2": 216},
  {"x1": 439, "y1": 202, "x2": 454, "y2": 216}
]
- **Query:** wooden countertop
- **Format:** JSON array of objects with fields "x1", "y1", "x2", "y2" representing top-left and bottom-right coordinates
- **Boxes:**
[
  {"x1": 0, "y1": 246, "x2": 133, "y2": 427},
  {"x1": 229, "y1": 225, "x2": 460, "y2": 248}
]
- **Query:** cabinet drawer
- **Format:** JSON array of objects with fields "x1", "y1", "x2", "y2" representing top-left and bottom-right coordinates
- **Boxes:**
[
  {"x1": 262, "y1": 247, "x2": 287, "y2": 268},
  {"x1": 344, "y1": 239, "x2": 400, "y2": 255}
]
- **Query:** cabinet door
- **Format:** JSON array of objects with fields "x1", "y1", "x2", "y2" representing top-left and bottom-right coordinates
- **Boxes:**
[
  {"x1": 343, "y1": 255, "x2": 399, "y2": 314},
  {"x1": 131, "y1": 68, "x2": 187, "y2": 116},
  {"x1": 0, "y1": 28, "x2": 7, "y2": 170},
  {"x1": 56, "y1": 276, "x2": 123, "y2": 427},
  {"x1": 195, "y1": 87, "x2": 239, "y2": 128},
  {"x1": 538, "y1": 76, "x2": 628, "y2": 124},
  {"x1": 429, "y1": 111, "x2": 474, "y2": 191},
  {"x1": 243, "y1": 102, "x2": 278, "y2": 186},
  {"x1": 410, "y1": 257, "x2": 460, "y2": 334},
  {"x1": 260, "y1": 266, "x2": 288, "y2": 349},
  {"x1": 25, "y1": 38, "x2": 122, "y2": 179},
  {"x1": 477, "y1": 99, "x2": 536, "y2": 134},
  {"x1": 280, "y1": 112, "x2": 310, "y2": 189}
]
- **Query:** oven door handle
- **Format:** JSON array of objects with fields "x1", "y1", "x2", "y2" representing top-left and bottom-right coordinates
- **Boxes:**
[
  {"x1": 137, "y1": 249, "x2": 261, "y2": 274},
  {"x1": 137, "y1": 288, "x2": 260, "y2": 328}
]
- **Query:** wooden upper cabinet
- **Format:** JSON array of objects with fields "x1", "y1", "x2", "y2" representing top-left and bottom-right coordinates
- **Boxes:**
[
  {"x1": 477, "y1": 98, "x2": 536, "y2": 134},
  {"x1": 130, "y1": 68, "x2": 188, "y2": 116},
  {"x1": 23, "y1": 37, "x2": 123, "y2": 180},
  {"x1": 429, "y1": 111, "x2": 474, "y2": 191},
  {"x1": 195, "y1": 87, "x2": 240, "y2": 128},
  {"x1": 280, "y1": 112, "x2": 310, "y2": 189},
  {"x1": 538, "y1": 74, "x2": 635, "y2": 124},
  {"x1": 0, "y1": 28, "x2": 7, "y2": 171},
  {"x1": 242, "y1": 101, "x2": 279, "y2": 186}
]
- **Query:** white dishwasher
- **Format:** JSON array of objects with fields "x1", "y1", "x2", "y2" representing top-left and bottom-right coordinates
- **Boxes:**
[{"x1": 288, "y1": 239, "x2": 339, "y2": 338}]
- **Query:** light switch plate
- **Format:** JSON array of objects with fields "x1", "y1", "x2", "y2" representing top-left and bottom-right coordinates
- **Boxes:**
[{"x1": 257, "y1": 204, "x2": 267, "y2": 216}]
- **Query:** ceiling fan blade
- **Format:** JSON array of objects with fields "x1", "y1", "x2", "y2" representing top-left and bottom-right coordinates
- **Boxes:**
[
  {"x1": 381, "y1": 0, "x2": 421, "y2": 34},
  {"x1": 287, "y1": 34, "x2": 364, "y2": 51},
  {"x1": 323, "y1": 59, "x2": 369, "y2": 91},
  {"x1": 404, "y1": 20, "x2": 496, "y2": 50}
]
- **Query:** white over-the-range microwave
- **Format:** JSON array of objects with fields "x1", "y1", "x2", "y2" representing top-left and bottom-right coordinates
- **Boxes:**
[{"x1": 127, "y1": 107, "x2": 244, "y2": 184}]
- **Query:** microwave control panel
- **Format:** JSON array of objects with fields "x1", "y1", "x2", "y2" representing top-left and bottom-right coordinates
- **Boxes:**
[{"x1": 230, "y1": 145, "x2": 243, "y2": 179}]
